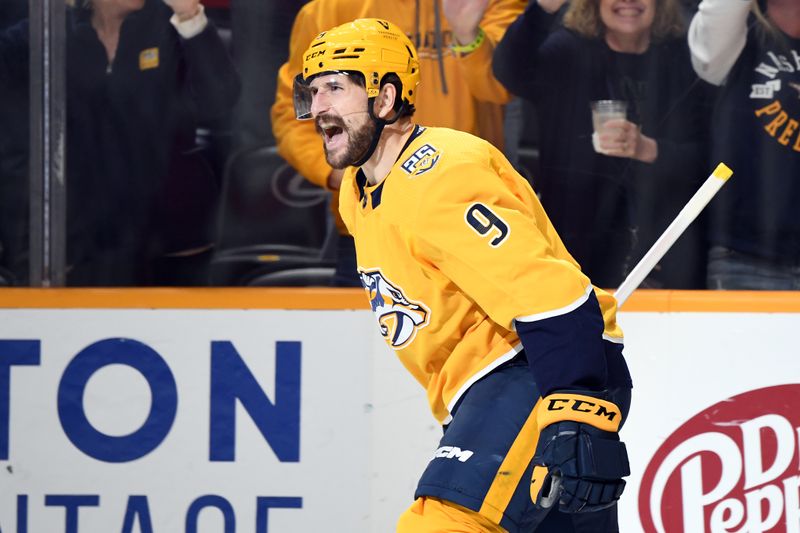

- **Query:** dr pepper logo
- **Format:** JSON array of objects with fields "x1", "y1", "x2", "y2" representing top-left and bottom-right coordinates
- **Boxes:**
[{"x1": 639, "y1": 384, "x2": 800, "y2": 533}]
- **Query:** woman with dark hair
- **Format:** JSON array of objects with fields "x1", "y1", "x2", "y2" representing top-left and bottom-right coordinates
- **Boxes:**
[
  {"x1": 690, "y1": 0, "x2": 800, "y2": 290},
  {"x1": 493, "y1": 0, "x2": 712, "y2": 289}
]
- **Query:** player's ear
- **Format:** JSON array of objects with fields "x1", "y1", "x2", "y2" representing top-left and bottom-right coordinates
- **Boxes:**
[{"x1": 374, "y1": 82, "x2": 398, "y2": 120}]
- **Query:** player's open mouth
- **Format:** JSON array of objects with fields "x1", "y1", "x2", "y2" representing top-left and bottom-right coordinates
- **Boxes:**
[{"x1": 322, "y1": 125, "x2": 346, "y2": 150}]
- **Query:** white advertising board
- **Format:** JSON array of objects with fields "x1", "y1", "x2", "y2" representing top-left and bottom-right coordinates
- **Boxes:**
[
  {"x1": 1, "y1": 299, "x2": 798, "y2": 532},
  {"x1": 0, "y1": 309, "x2": 432, "y2": 533},
  {"x1": 619, "y1": 312, "x2": 800, "y2": 533}
]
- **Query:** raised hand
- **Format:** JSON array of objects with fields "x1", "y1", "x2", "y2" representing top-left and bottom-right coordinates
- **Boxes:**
[
  {"x1": 161, "y1": 0, "x2": 201, "y2": 21},
  {"x1": 442, "y1": 0, "x2": 491, "y2": 46}
]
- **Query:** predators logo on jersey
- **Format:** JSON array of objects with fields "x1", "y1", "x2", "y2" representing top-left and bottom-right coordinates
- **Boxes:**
[
  {"x1": 401, "y1": 143, "x2": 441, "y2": 176},
  {"x1": 360, "y1": 269, "x2": 430, "y2": 349}
]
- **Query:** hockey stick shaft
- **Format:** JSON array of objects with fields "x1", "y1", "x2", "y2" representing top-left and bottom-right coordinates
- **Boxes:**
[{"x1": 613, "y1": 162, "x2": 733, "y2": 308}]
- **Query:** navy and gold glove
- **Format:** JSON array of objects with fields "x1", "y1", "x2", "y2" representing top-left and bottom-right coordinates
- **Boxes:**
[{"x1": 530, "y1": 391, "x2": 630, "y2": 513}]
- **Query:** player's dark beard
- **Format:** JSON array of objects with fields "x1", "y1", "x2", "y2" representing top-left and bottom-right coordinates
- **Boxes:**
[{"x1": 317, "y1": 114, "x2": 377, "y2": 169}]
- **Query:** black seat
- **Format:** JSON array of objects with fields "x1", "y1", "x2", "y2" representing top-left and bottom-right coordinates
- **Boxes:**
[
  {"x1": 245, "y1": 266, "x2": 337, "y2": 287},
  {"x1": 210, "y1": 144, "x2": 335, "y2": 286}
]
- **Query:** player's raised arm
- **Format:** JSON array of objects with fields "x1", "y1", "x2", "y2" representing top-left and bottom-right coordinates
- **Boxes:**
[{"x1": 688, "y1": 0, "x2": 751, "y2": 85}]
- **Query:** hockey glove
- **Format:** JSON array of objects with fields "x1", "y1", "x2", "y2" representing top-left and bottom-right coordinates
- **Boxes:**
[{"x1": 530, "y1": 391, "x2": 630, "y2": 513}]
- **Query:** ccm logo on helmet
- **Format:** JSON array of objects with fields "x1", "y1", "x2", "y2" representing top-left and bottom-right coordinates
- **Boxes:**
[
  {"x1": 545, "y1": 397, "x2": 619, "y2": 422},
  {"x1": 305, "y1": 50, "x2": 325, "y2": 61}
]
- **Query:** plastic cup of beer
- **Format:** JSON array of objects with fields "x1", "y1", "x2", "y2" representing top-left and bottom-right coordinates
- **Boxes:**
[{"x1": 591, "y1": 100, "x2": 627, "y2": 153}]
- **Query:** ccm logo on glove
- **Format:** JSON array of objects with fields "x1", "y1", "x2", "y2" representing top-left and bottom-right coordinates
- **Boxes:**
[{"x1": 540, "y1": 394, "x2": 622, "y2": 432}]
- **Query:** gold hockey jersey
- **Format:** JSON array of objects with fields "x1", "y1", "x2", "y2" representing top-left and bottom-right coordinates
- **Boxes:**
[{"x1": 339, "y1": 126, "x2": 624, "y2": 423}]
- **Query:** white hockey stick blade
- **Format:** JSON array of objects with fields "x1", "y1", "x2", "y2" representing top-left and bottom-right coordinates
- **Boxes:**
[{"x1": 613, "y1": 162, "x2": 733, "y2": 308}]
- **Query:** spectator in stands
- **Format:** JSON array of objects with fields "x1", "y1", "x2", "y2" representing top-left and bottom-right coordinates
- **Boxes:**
[
  {"x1": 1, "y1": 0, "x2": 240, "y2": 286},
  {"x1": 271, "y1": 0, "x2": 526, "y2": 286},
  {"x1": 494, "y1": 0, "x2": 712, "y2": 289},
  {"x1": 65, "y1": 0, "x2": 240, "y2": 286},
  {"x1": 689, "y1": 0, "x2": 800, "y2": 290}
]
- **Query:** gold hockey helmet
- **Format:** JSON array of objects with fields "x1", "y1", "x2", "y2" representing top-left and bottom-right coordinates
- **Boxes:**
[{"x1": 294, "y1": 18, "x2": 420, "y2": 120}]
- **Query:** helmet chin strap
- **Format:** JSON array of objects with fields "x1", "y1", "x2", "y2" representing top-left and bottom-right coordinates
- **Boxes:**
[{"x1": 351, "y1": 97, "x2": 405, "y2": 168}]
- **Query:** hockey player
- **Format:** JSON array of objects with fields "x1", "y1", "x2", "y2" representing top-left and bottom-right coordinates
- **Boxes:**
[{"x1": 293, "y1": 18, "x2": 633, "y2": 532}]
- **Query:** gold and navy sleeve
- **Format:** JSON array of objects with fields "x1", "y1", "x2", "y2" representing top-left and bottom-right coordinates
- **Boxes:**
[{"x1": 514, "y1": 290, "x2": 608, "y2": 395}]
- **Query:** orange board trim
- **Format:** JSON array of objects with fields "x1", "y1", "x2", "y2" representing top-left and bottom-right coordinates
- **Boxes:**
[
  {"x1": 0, "y1": 288, "x2": 367, "y2": 310},
  {"x1": 0, "y1": 288, "x2": 799, "y2": 312}
]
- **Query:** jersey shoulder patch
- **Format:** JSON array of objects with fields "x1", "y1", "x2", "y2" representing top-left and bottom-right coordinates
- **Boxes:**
[{"x1": 400, "y1": 143, "x2": 441, "y2": 177}]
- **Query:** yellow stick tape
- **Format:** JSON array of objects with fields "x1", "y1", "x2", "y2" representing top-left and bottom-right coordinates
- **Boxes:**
[{"x1": 713, "y1": 162, "x2": 733, "y2": 181}]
